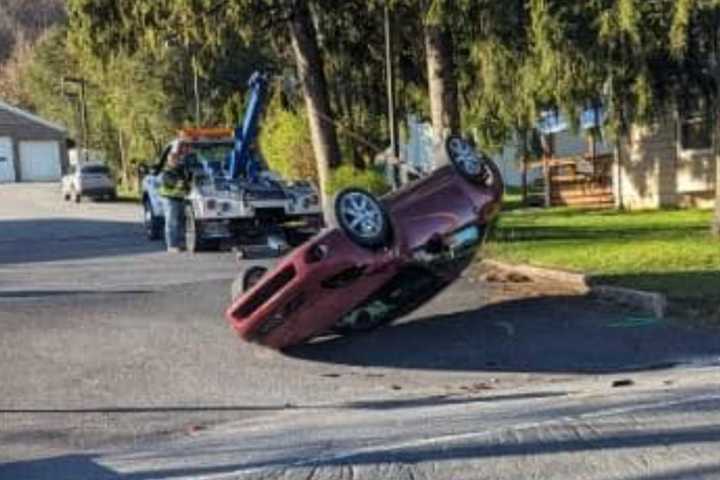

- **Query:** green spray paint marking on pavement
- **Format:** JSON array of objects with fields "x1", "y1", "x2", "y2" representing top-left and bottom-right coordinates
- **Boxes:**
[{"x1": 607, "y1": 316, "x2": 661, "y2": 328}]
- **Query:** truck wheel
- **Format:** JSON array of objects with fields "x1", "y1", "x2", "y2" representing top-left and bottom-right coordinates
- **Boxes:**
[
  {"x1": 185, "y1": 205, "x2": 218, "y2": 253},
  {"x1": 143, "y1": 199, "x2": 162, "y2": 241},
  {"x1": 185, "y1": 205, "x2": 202, "y2": 253},
  {"x1": 334, "y1": 188, "x2": 391, "y2": 249}
]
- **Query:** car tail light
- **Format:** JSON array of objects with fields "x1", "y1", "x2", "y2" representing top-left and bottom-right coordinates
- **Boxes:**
[
  {"x1": 305, "y1": 244, "x2": 328, "y2": 264},
  {"x1": 234, "y1": 265, "x2": 296, "y2": 319}
]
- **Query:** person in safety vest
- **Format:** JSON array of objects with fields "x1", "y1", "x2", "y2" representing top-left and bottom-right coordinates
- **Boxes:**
[{"x1": 159, "y1": 143, "x2": 191, "y2": 252}]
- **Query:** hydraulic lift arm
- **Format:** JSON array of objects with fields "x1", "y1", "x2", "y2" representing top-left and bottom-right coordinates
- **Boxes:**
[{"x1": 228, "y1": 71, "x2": 269, "y2": 180}]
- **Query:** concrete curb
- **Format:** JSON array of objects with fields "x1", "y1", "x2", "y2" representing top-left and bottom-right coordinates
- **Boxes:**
[{"x1": 481, "y1": 259, "x2": 668, "y2": 319}]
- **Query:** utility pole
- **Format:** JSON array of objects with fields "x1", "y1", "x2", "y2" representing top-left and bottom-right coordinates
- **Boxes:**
[
  {"x1": 384, "y1": 2, "x2": 401, "y2": 188},
  {"x1": 62, "y1": 77, "x2": 89, "y2": 161}
]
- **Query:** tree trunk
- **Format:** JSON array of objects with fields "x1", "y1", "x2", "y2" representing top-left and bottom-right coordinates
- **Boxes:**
[
  {"x1": 117, "y1": 129, "x2": 130, "y2": 189},
  {"x1": 541, "y1": 133, "x2": 553, "y2": 208},
  {"x1": 614, "y1": 140, "x2": 624, "y2": 210},
  {"x1": 712, "y1": 20, "x2": 720, "y2": 237},
  {"x1": 518, "y1": 128, "x2": 528, "y2": 204},
  {"x1": 424, "y1": 24, "x2": 460, "y2": 141},
  {"x1": 714, "y1": 108, "x2": 720, "y2": 236},
  {"x1": 288, "y1": 0, "x2": 342, "y2": 219},
  {"x1": 192, "y1": 53, "x2": 201, "y2": 126}
]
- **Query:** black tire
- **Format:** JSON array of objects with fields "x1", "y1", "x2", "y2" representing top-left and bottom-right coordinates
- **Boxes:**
[
  {"x1": 72, "y1": 188, "x2": 81, "y2": 203},
  {"x1": 184, "y1": 205, "x2": 220, "y2": 253},
  {"x1": 230, "y1": 266, "x2": 268, "y2": 301},
  {"x1": 143, "y1": 199, "x2": 163, "y2": 241},
  {"x1": 184, "y1": 205, "x2": 202, "y2": 253},
  {"x1": 244, "y1": 266, "x2": 268, "y2": 290},
  {"x1": 334, "y1": 188, "x2": 391, "y2": 249},
  {"x1": 446, "y1": 136, "x2": 502, "y2": 188}
]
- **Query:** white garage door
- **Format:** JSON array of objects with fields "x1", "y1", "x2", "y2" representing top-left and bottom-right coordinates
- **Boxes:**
[
  {"x1": 0, "y1": 137, "x2": 16, "y2": 183},
  {"x1": 19, "y1": 140, "x2": 61, "y2": 182}
]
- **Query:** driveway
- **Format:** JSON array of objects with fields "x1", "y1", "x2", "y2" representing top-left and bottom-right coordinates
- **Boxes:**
[{"x1": 1, "y1": 183, "x2": 720, "y2": 479}]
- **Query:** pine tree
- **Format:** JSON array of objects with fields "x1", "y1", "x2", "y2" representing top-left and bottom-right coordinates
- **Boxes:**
[{"x1": 67, "y1": 0, "x2": 342, "y2": 213}]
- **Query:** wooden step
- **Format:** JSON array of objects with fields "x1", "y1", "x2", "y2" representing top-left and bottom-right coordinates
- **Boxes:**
[
  {"x1": 551, "y1": 194, "x2": 615, "y2": 206},
  {"x1": 552, "y1": 188, "x2": 613, "y2": 199},
  {"x1": 551, "y1": 175, "x2": 594, "y2": 183}
]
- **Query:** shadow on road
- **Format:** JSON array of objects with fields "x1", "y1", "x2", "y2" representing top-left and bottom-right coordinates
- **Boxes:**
[
  {"x1": 287, "y1": 295, "x2": 720, "y2": 374},
  {"x1": 4, "y1": 427, "x2": 720, "y2": 479},
  {"x1": 0, "y1": 219, "x2": 160, "y2": 264}
]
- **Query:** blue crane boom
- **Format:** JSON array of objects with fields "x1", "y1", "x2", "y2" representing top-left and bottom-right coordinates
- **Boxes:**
[{"x1": 228, "y1": 71, "x2": 269, "y2": 180}]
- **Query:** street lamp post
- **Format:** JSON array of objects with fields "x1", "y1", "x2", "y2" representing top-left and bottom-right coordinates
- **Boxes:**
[{"x1": 62, "y1": 77, "x2": 89, "y2": 161}]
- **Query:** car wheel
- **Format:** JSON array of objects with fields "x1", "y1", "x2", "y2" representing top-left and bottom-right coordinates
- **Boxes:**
[
  {"x1": 446, "y1": 136, "x2": 501, "y2": 188},
  {"x1": 143, "y1": 199, "x2": 162, "y2": 241},
  {"x1": 244, "y1": 266, "x2": 268, "y2": 290},
  {"x1": 72, "y1": 189, "x2": 81, "y2": 203},
  {"x1": 230, "y1": 266, "x2": 268, "y2": 301},
  {"x1": 334, "y1": 188, "x2": 391, "y2": 249}
]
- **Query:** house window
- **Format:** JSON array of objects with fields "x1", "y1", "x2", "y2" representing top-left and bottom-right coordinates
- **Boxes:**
[{"x1": 679, "y1": 98, "x2": 713, "y2": 151}]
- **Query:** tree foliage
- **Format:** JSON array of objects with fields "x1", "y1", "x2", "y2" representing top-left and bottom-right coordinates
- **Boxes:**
[{"x1": 260, "y1": 96, "x2": 317, "y2": 183}]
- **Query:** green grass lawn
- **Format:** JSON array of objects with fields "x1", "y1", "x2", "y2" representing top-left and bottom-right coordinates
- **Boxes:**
[{"x1": 486, "y1": 204, "x2": 720, "y2": 314}]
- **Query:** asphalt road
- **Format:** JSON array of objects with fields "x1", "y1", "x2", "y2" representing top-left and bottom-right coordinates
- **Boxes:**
[{"x1": 2, "y1": 183, "x2": 720, "y2": 479}]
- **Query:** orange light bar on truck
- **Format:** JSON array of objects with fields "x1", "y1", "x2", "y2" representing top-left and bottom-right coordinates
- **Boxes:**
[{"x1": 178, "y1": 127, "x2": 233, "y2": 141}]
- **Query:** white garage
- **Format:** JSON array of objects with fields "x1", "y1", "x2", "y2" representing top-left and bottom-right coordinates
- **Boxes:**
[
  {"x1": 0, "y1": 136, "x2": 16, "y2": 183},
  {"x1": 0, "y1": 101, "x2": 68, "y2": 183},
  {"x1": 19, "y1": 141, "x2": 62, "y2": 182}
]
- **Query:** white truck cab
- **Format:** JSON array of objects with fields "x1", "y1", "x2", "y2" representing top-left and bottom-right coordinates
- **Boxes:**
[{"x1": 140, "y1": 128, "x2": 323, "y2": 252}]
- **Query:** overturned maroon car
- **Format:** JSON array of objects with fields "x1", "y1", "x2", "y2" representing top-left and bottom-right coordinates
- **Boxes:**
[{"x1": 225, "y1": 136, "x2": 504, "y2": 349}]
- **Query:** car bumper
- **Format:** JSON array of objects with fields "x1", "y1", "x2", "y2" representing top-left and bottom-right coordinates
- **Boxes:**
[
  {"x1": 80, "y1": 187, "x2": 115, "y2": 197},
  {"x1": 225, "y1": 232, "x2": 399, "y2": 349}
]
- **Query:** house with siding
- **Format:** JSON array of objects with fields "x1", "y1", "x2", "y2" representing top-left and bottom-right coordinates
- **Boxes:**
[
  {"x1": 391, "y1": 110, "x2": 716, "y2": 210},
  {"x1": 0, "y1": 100, "x2": 69, "y2": 183},
  {"x1": 618, "y1": 112, "x2": 716, "y2": 209},
  {"x1": 540, "y1": 108, "x2": 716, "y2": 209}
]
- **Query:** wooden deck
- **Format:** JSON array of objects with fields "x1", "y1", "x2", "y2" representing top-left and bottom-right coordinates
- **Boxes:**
[{"x1": 533, "y1": 154, "x2": 615, "y2": 207}]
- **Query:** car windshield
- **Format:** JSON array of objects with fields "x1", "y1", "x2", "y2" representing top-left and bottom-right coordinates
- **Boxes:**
[
  {"x1": 189, "y1": 142, "x2": 234, "y2": 171},
  {"x1": 81, "y1": 165, "x2": 110, "y2": 175},
  {"x1": 338, "y1": 267, "x2": 444, "y2": 328}
]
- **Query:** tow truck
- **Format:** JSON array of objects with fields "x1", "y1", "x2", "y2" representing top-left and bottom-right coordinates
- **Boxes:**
[{"x1": 141, "y1": 72, "x2": 324, "y2": 253}]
